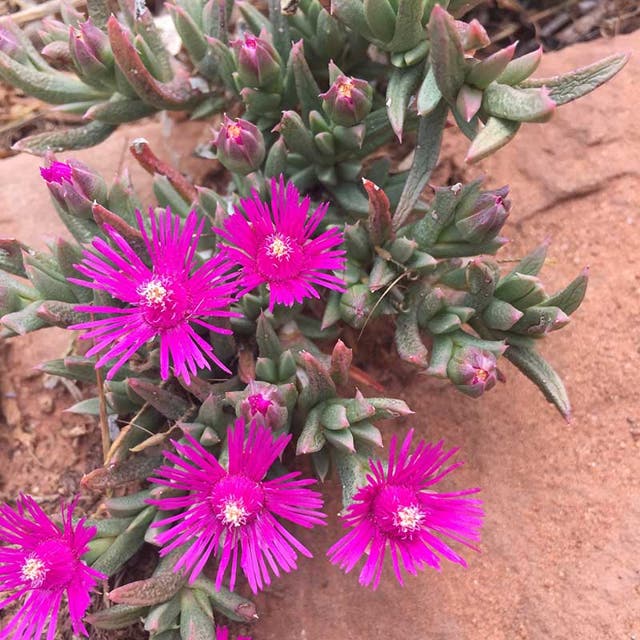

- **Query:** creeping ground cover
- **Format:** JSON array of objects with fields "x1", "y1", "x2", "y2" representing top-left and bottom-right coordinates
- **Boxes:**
[{"x1": 0, "y1": 0, "x2": 630, "y2": 638}]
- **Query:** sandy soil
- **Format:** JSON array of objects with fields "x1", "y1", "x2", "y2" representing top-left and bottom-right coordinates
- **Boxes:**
[{"x1": 0, "y1": 31, "x2": 639, "y2": 640}]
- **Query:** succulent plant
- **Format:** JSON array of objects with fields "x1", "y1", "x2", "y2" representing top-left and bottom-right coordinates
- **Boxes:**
[{"x1": 0, "y1": 0, "x2": 628, "y2": 637}]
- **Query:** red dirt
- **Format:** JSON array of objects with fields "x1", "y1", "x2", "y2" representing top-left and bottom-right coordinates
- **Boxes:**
[{"x1": 0, "y1": 31, "x2": 639, "y2": 640}]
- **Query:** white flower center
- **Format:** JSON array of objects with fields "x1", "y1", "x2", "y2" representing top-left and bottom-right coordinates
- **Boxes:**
[
  {"x1": 219, "y1": 499, "x2": 249, "y2": 527},
  {"x1": 266, "y1": 234, "x2": 292, "y2": 261},
  {"x1": 21, "y1": 556, "x2": 47, "y2": 587},
  {"x1": 138, "y1": 279, "x2": 168, "y2": 306},
  {"x1": 393, "y1": 505, "x2": 425, "y2": 533}
]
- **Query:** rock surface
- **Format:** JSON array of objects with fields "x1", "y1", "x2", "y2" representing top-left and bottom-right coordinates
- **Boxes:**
[{"x1": 0, "y1": 30, "x2": 638, "y2": 640}]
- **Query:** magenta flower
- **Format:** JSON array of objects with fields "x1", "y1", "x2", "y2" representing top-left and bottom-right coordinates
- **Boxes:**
[
  {"x1": 0, "y1": 495, "x2": 105, "y2": 640},
  {"x1": 216, "y1": 626, "x2": 252, "y2": 640},
  {"x1": 327, "y1": 430, "x2": 483, "y2": 589},
  {"x1": 69, "y1": 207, "x2": 239, "y2": 382},
  {"x1": 148, "y1": 419, "x2": 326, "y2": 593},
  {"x1": 217, "y1": 176, "x2": 346, "y2": 311},
  {"x1": 39, "y1": 161, "x2": 73, "y2": 185}
]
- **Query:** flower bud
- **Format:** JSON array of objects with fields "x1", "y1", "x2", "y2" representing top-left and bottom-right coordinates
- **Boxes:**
[
  {"x1": 79, "y1": 19, "x2": 113, "y2": 67},
  {"x1": 69, "y1": 21, "x2": 112, "y2": 85},
  {"x1": 212, "y1": 115, "x2": 266, "y2": 175},
  {"x1": 226, "y1": 380, "x2": 289, "y2": 431},
  {"x1": 40, "y1": 158, "x2": 107, "y2": 219},
  {"x1": 231, "y1": 30, "x2": 282, "y2": 89},
  {"x1": 455, "y1": 185, "x2": 511, "y2": 243},
  {"x1": 320, "y1": 75, "x2": 373, "y2": 127},
  {"x1": 447, "y1": 346, "x2": 498, "y2": 398}
]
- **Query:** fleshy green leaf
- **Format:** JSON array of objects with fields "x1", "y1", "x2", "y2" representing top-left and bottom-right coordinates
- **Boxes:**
[
  {"x1": 519, "y1": 52, "x2": 629, "y2": 106},
  {"x1": 504, "y1": 345, "x2": 571, "y2": 419},
  {"x1": 465, "y1": 116, "x2": 520, "y2": 163},
  {"x1": 428, "y1": 5, "x2": 466, "y2": 103},
  {"x1": 393, "y1": 100, "x2": 448, "y2": 228}
]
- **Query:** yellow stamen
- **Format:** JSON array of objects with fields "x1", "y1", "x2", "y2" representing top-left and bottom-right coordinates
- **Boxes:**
[
  {"x1": 337, "y1": 78, "x2": 354, "y2": 98},
  {"x1": 227, "y1": 123, "x2": 242, "y2": 140}
]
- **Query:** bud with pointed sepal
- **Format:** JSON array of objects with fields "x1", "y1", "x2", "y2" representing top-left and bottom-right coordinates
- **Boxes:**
[
  {"x1": 455, "y1": 184, "x2": 511, "y2": 242},
  {"x1": 40, "y1": 157, "x2": 107, "y2": 219},
  {"x1": 211, "y1": 115, "x2": 266, "y2": 175},
  {"x1": 69, "y1": 24, "x2": 112, "y2": 88},
  {"x1": 226, "y1": 380, "x2": 294, "y2": 431},
  {"x1": 320, "y1": 63, "x2": 373, "y2": 127},
  {"x1": 447, "y1": 345, "x2": 499, "y2": 398},
  {"x1": 231, "y1": 29, "x2": 282, "y2": 89}
]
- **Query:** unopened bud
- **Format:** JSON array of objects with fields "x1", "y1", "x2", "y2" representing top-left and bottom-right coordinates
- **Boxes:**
[
  {"x1": 320, "y1": 74, "x2": 373, "y2": 127},
  {"x1": 79, "y1": 19, "x2": 112, "y2": 65},
  {"x1": 40, "y1": 158, "x2": 107, "y2": 219},
  {"x1": 212, "y1": 115, "x2": 265, "y2": 175},
  {"x1": 226, "y1": 380, "x2": 289, "y2": 431},
  {"x1": 455, "y1": 185, "x2": 511, "y2": 243},
  {"x1": 447, "y1": 346, "x2": 498, "y2": 398},
  {"x1": 457, "y1": 201, "x2": 509, "y2": 243},
  {"x1": 69, "y1": 23, "x2": 113, "y2": 86},
  {"x1": 231, "y1": 30, "x2": 281, "y2": 89}
]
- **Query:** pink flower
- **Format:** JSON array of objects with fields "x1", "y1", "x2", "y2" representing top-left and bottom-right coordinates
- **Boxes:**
[
  {"x1": 216, "y1": 626, "x2": 252, "y2": 640},
  {"x1": 217, "y1": 176, "x2": 346, "y2": 311},
  {"x1": 39, "y1": 161, "x2": 73, "y2": 185},
  {"x1": 327, "y1": 430, "x2": 483, "y2": 589},
  {"x1": 148, "y1": 419, "x2": 326, "y2": 593},
  {"x1": 70, "y1": 208, "x2": 239, "y2": 382},
  {"x1": 0, "y1": 495, "x2": 105, "y2": 640}
]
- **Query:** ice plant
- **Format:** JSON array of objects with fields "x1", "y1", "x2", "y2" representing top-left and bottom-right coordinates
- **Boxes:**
[
  {"x1": 148, "y1": 419, "x2": 326, "y2": 593},
  {"x1": 0, "y1": 0, "x2": 626, "y2": 634},
  {"x1": 327, "y1": 430, "x2": 483, "y2": 589},
  {"x1": 0, "y1": 495, "x2": 105, "y2": 640},
  {"x1": 217, "y1": 177, "x2": 346, "y2": 311},
  {"x1": 70, "y1": 207, "x2": 239, "y2": 382}
]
